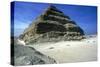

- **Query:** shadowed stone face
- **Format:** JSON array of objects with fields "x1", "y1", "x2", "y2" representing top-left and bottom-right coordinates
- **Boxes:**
[{"x1": 36, "y1": 23, "x2": 66, "y2": 34}]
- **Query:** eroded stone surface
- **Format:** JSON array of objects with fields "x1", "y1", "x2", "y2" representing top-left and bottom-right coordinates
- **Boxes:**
[{"x1": 19, "y1": 5, "x2": 85, "y2": 44}]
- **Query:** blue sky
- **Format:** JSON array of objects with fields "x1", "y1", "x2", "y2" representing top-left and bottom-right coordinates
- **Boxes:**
[{"x1": 11, "y1": 1, "x2": 97, "y2": 36}]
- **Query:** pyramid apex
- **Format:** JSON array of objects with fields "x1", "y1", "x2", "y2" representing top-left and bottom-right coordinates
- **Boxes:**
[{"x1": 46, "y1": 5, "x2": 63, "y2": 13}]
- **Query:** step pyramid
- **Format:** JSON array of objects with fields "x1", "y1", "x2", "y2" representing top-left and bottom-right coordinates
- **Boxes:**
[{"x1": 19, "y1": 5, "x2": 85, "y2": 44}]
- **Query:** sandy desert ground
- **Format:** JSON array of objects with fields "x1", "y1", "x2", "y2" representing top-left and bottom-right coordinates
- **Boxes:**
[{"x1": 26, "y1": 35, "x2": 97, "y2": 63}]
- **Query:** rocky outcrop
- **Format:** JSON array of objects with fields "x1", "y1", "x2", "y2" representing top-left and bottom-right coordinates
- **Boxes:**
[
  {"x1": 11, "y1": 42, "x2": 56, "y2": 66},
  {"x1": 19, "y1": 5, "x2": 85, "y2": 44}
]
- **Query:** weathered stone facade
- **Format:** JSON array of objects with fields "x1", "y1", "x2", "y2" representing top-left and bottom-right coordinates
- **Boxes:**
[{"x1": 19, "y1": 5, "x2": 85, "y2": 44}]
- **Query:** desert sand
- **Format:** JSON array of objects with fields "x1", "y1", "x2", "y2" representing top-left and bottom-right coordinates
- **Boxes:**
[{"x1": 28, "y1": 35, "x2": 97, "y2": 63}]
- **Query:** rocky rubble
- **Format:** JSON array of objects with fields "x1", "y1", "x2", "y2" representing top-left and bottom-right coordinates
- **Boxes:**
[{"x1": 11, "y1": 40, "x2": 56, "y2": 66}]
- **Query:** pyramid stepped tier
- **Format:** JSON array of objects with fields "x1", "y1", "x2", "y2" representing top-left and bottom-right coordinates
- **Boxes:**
[
  {"x1": 36, "y1": 23, "x2": 67, "y2": 34},
  {"x1": 19, "y1": 5, "x2": 85, "y2": 44},
  {"x1": 43, "y1": 9, "x2": 70, "y2": 19},
  {"x1": 42, "y1": 14, "x2": 70, "y2": 22}
]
